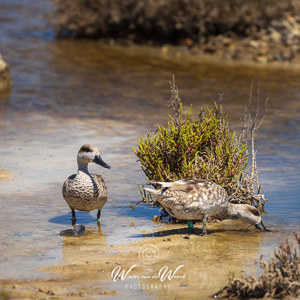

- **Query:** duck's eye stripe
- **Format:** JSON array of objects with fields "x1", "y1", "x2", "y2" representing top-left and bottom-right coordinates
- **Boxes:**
[{"x1": 81, "y1": 147, "x2": 90, "y2": 152}]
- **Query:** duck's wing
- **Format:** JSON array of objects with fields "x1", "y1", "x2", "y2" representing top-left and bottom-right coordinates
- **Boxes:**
[
  {"x1": 154, "y1": 179, "x2": 228, "y2": 205},
  {"x1": 62, "y1": 174, "x2": 76, "y2": 199},
  {"x1": 153, "y1": 179, "x2": 206, "y2": 193},
  {"x1": 90, "y1": 173, "x2": 108, "y2": 197},
  {"x1": 91, "y1": 173, "x2": 106, "y2": 186}
]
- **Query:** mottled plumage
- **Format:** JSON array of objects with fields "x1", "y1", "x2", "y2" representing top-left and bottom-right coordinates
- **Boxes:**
[
  {"x1": 144, "y1": 179, "x2": 268, "y2": 233},
  {"x1": 62, "y1": 144, "x2": 111, "y2": 223},
  {"x1": 63, "y1": 172, "x2": 107, "y2": 212}
]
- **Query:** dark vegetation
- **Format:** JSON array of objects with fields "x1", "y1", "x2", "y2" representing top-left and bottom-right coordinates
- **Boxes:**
[
  {"x1": 216, "y1": 232, "x2": 300, "y2": 299},
  {"x1": 53, "y1": 0, "x2": 299, "y2": 43},
  {"x1": 131, "y1": 78, "x2": 267, "y2": 217}
]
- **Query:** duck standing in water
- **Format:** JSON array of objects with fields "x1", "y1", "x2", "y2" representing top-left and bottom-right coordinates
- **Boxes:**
[
  {"x1": 144, "y1": 179, "x2": 269, "y2": 235},
  {"x1": 63, "y1": 144, "x2": 111, "y2": 224}
]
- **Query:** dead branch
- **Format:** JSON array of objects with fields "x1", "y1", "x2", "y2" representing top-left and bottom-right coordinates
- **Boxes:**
[
  {"x1": 239, "y1": 81, "x2": 269, "y2": 210},
  {"x1": 168, "y1": 75, "x2": 182, "y2": 120}
]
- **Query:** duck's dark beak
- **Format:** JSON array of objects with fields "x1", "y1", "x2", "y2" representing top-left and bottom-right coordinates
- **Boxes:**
[
  {"x1": 255, "y1": 221, "x2": 271, "y2": 232},
  {"x1": 93, "y1": 155, "x2": 111, "y2": 169}
]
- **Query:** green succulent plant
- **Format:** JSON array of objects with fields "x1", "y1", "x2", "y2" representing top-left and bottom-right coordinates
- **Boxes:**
[{"x1": 134, "y1": 102, "x2": 247, "y2": 183}]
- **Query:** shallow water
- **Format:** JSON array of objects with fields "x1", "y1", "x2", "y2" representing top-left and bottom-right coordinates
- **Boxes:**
[{"x1": 0, "y1": 0, "x2": 299, "y2": 298}]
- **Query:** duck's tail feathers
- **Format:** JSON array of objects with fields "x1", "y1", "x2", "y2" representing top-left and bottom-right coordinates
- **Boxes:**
[
  {"x1": 151, "y1": 180, "x2": 187, "y2": 188},
  {"x1": 143, "y1": 187, "x2": 161, "y2": 195}
]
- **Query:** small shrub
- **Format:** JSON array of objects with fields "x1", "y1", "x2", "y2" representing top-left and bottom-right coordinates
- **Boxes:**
[
  {"x1": 215, "y1": 232, "x2": 300, "y2": 299},
  {"x1": 131, "y1": 79, "x2": 267, "y2": 216}
]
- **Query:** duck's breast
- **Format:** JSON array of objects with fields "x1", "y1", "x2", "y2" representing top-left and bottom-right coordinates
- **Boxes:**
[{"x1": 62, "y1": 172, "x2": 107, "y2": 211}]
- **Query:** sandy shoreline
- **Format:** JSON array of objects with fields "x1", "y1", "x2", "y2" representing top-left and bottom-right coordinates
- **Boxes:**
[{"x1": 0, "y1": 220, "x2": 273, "y2": 299}]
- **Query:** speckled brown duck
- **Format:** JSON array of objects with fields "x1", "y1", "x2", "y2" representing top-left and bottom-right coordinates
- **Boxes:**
[
  {"x1": 144, "y1": 179, "x2": 269, "y2": 234},
  {"x1": 62, "y1": 144, "x2": 111, "y2": 223}
]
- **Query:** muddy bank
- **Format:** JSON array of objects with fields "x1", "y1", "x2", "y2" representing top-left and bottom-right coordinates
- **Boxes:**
[
  {"x1": 52, "y1": 0, "x2": 300, "y2": 64},
  {"x1": 0, "y1": 220, "x2": 274, "y2": 299},
  {"x1": 0, "y1": 54, "x2": 11, "y2": 92},
  {"x1": 199, "y1": 14, "x2": 300, "y2": 64}
]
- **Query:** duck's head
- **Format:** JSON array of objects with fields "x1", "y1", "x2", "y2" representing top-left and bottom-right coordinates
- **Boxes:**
[
  {"x1": 229, "y1": 204, "x2": 270, "y2": 231},
  {"x1": 77, "y1": 144, "x2": 111, "y2": 169}
]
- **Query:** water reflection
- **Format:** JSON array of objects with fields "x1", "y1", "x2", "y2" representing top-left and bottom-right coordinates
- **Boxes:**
[
  {"x1": 61, "y1": 226, "x2": 107, "y2": 261},
  {"x1": 49, "y1": 212, "x2": 97, "y2": 225}
]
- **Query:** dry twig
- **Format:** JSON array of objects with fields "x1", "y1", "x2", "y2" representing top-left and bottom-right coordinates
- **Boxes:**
[{"x1": 238, "y1": 81, "x2": 269, "y2": 211}]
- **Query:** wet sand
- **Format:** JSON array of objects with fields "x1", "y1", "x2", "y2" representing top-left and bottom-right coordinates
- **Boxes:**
[{"x1": 0, "y1": 220, "x2": 284, "y2": 300}]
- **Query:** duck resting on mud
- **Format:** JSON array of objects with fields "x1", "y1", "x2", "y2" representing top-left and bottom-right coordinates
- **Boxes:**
[{"x1": 144, "y1": 178, "x2": 269, "y2": 235}]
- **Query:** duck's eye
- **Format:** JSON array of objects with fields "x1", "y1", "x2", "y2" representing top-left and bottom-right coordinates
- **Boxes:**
[
  {"x1": 81, "y1": 147, "x2": 91, "y2": 153},
  {"x1": 253, "y1": 210, "x2": 260, "y2": 216}
]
